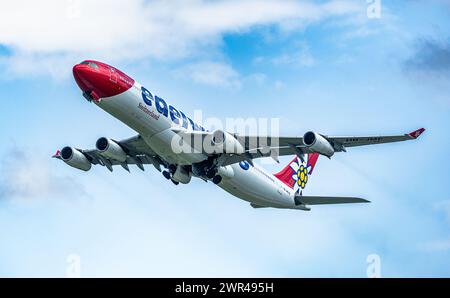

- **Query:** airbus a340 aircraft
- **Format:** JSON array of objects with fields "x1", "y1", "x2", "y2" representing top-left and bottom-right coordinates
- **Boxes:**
[{"x1": 54, "y1": 60, "x2": 425, "y2": 211}]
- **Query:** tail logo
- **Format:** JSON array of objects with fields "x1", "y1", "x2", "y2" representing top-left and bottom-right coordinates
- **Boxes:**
[
  {"x1": 292, "y1": 162, "x2": 309, "y2": 189},
  {"x1": 290, "y1": 159, "x2": 311, "y2": 192},
  {"x1": 274, "y1": 153, "x2": 319, "y2": 194}
]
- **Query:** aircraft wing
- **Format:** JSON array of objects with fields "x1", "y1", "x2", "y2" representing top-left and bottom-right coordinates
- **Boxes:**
[
  {"x1": 56, "y1": 128, "x2": 425, "y2": 172},
  {"x1": 216, "y1": 128, "x2": 426, "y2": 166},
  {"x1": 53, "y1": 135, "x2": 166, "y2": 172},
  {"x1": 325, "y1": 128, "x2": 426, "y2": 148}
]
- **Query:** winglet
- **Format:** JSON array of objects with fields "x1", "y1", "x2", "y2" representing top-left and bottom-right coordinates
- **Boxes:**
[
  {"x1": 408, "y1": 128, "x2": 425, "y2": 139},
  {"x1": 52, "y1": 150, "x2": 61, "y2": 159}
]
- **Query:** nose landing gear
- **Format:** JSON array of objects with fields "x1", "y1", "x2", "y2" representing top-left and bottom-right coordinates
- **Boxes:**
[
  {"x1": 82, "y1": 90, "x2": 100, "y2": 102},
  {"x1": 82, "y1": 91, "x2": 94, "y2": 102}
]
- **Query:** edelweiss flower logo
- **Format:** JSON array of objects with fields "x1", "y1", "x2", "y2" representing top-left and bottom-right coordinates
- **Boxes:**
[
  {"x1": 274, "y1": 153, "x2": 318, "y2": 194},
  {"x1": 290, "y1": 158, "x2": 311, "y2": 192}
]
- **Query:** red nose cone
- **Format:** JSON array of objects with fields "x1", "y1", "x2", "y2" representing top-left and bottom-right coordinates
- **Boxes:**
[{"x1": 73, "y1": 60, "x2": 134, "y2": 99}]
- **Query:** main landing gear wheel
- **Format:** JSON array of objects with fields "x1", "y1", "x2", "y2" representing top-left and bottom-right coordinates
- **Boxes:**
[
  {"x1": 171, "y1": 179, "x2": 179, "y2": 185},
  {"x1": 162, "y1": 170, "x2": 171, "y2": 180},
  {"x1": 206, "y1": 169, "x2": 216, "y2": 179},
  {"x1": 168, "y1": 164, "x2": 177, "y2": 174},
  {"x1": 212, "y1": 175, "x2": 222, "y2": 185}
]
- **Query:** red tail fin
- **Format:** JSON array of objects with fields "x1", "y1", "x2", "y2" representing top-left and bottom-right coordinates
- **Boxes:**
[{"x1": 274, "y1": 153, "x2": 319, "y2": 194}]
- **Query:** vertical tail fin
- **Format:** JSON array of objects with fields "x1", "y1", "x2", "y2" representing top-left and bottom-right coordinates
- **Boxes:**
[{"x1": 274, "y1": 153, "x2": 319, "y2": 195}]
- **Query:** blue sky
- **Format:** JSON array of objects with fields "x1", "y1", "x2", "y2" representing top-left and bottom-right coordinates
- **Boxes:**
[{"x1": 0, "y1": 0, "x2": 449, "y2": 277}]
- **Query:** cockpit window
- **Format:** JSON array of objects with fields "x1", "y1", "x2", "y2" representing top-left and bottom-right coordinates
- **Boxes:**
[{"x1": 80, "y1": 61, "x2": 99, "y2": 69}]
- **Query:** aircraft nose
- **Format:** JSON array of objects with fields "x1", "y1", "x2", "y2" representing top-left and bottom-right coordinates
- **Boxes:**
[
  {"x1": 73, "y1": 64, "x2": 93, "y2": 92},
  {"x1": 73, "y1": 62, "x2": 103, "y2": 101},
  {"x1": 73, "y1": 61, "x2": 135, "y2": 101}
]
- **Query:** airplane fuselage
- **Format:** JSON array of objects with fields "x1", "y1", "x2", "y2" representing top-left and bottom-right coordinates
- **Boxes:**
[{"x1": 88, "y1": 68, "x2": 297, "y2": 209}]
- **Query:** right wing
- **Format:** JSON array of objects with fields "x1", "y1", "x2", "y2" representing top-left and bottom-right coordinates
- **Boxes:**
[{"x1": 53, "y1": 135, "x2": 166, "y2": 172}]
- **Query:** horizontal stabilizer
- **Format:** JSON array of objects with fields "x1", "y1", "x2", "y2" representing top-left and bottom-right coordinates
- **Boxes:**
[{"x1": 295, "y1": 196, "x2": 370, "y2": 205}]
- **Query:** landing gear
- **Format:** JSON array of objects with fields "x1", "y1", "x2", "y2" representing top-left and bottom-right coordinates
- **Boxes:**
[
  {"x1": 164, "y1": 165, "x2": 181, "y2": 185},
  {"x1": 206, "y1": 169, "x2": 216, "y2": 179},
  {"x1": 168, "y1": 164, "x2": 177, "y2": 174},
  {"x1": 162, "y1": 170, "x2": 171, "y2": 180},
  {"x1": 82, "y1": 91, "x2": 93, "y2": 102},
  {"x1": 212, "y1": 175, "x2": 222, "y2": 185},
  {"x1": 163, "y1": 164, "x2": 177, "y2": 180}
]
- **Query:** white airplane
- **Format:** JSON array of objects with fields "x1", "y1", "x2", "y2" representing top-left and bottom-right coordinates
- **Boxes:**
[{"x1": 54, "y1": 60, "x2": 425, "y2": 211}]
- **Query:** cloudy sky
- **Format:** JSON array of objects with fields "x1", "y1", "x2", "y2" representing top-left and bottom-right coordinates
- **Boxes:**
[{"x1": 0, "y1": 0, "x2": 449, "y2": 277}]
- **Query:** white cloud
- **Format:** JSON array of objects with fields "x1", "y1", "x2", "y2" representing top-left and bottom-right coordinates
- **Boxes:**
[
  {"x1": 420, "y1": 239, "x2": 450, "y2": 252},
  {"x1": 173, "y1": 61, "x2": 241, "y2": 88},
  {"x1": 0, "y1": 52, "x2": 79, "y2": 80},
  {"x1": 0, "y1": 0, "x2": 361, "y2": 77},
  {"x1": 0, "y1": 148, "x2": 88, "y2": 202},
  {"x1": 272, "y1": 43, "x2": 316, "y2": 67},
  {"x1": 174, "y1": 63, "x2": 276, "y2": 89},
  {"x1": 274, "y1": 80, "x2": 285, "y2": 89},
  {"x1": 433, "y1": 200, "x2": 450, "y2": 224},
  {"x1": 341, "y1": 26, "x2": 379, "y2": 40},
  {"x1": 244, "y1": 73, "x2": 268, "y2": 86},
  {"x1": 255, "y1": 41, "x2": 316, "y2": 67}
]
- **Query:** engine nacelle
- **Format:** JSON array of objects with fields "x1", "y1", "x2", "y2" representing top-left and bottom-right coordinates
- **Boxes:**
[
  {"x1": 218, "y1": 165, "x2": 234, "y2": 179},
  {"x1": 303, "y1": 131, "x2": 335, "y2": 158},
  {"x1": 211, "y1": 130, "x2": 245, "y2": 154},
  {"x1": 60, "y1": 147, "x2": 92, "y2": 171},
  {"x1": 96, "y1": 137, "x2": 127, "y2": 162},
  {"x1": 172, "y1": 166, "x2": 192, "y2": 184}
]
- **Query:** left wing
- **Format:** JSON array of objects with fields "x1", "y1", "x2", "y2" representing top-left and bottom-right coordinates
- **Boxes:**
[
  {"x1": 206, "y1": 128, "x2": 426, "y2": 166},
  {"x1": 326, "y1": 127, "x2": 426, "y2": 149},
  {"x1": 233, "y1": 127, "x2": 426, "y2": 153}
]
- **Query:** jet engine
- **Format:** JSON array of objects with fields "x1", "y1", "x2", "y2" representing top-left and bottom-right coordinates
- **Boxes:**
[
  {"x1": 217, "y1": 165, "x2": 234, "y2": 179},
  {"x1": 211, "y1": 165, "x2": 235, "y2": 185},
  {"x1": 60, "y1": 147, "x2": 92, "y2": 171},
  {"x1": 210, "y1": 130, "x2": 245, "y2": 154},
  {"x1": 303, "y1": 131, "x2": 335, "y2": 158},
  {"x1": 172, "y1": 165, "x2": 192, "y2": 184},
  {"x1": 96, "y1": 137, "x2": 127, "y2": 162}
]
